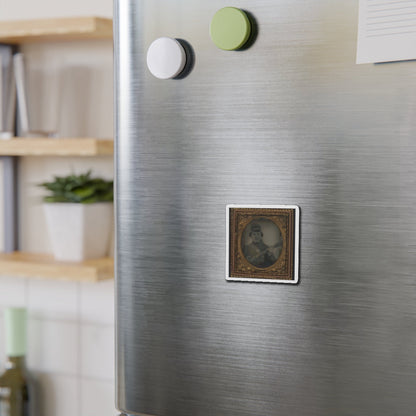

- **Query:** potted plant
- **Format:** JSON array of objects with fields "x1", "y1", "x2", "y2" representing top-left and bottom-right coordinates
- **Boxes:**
[{"x1": 39, "y1": 171, "x2": 113, "y2": 262}]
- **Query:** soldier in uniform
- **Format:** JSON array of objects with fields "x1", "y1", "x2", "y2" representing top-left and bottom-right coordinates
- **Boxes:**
[{"x1": 243, "y1": 222, "x2": 280, "y2": 268}]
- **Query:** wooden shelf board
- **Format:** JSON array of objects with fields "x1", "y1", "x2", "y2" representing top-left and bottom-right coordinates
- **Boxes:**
[
  {"x1": 0, "y1": 137, "x2": 113, "y2": 156},
  {"x1": 0, "y1": 17, "x2": 112, "y2": 44},
  {"x1": 0, "y1": 252, "x2": 114, "y2": 282}
]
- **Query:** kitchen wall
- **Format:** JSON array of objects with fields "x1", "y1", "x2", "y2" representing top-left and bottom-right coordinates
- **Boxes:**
[{"x1": 0, "y1": 1, "x2": 115, "y2": 415}]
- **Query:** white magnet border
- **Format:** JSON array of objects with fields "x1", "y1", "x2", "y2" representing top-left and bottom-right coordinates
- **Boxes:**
[{"x1": 225, "y1": 204, "x2": 300, "y2": 284}]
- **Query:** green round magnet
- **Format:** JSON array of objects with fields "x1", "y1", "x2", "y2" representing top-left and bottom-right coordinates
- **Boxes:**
[{"x1": 210, "y1": 7, "x2": 252, "y2": 51}]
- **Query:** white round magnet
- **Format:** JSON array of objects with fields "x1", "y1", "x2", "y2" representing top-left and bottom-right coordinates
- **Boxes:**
[{"x1": 146, "y1": 37, "x2": 187, "y2": 80}]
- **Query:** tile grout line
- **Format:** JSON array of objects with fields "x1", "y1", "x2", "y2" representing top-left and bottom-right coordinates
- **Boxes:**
[
  {"x1": 26, "y1": 370, "x2": 114, "y2": 383},
  {"x1": 28, "y1": 315, "x2": 114, "y2": 328}
]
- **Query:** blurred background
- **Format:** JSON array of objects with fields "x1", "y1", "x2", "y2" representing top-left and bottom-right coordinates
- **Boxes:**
[{"x1": 0, "y1": 0, "x2": 115, "y2": 415}]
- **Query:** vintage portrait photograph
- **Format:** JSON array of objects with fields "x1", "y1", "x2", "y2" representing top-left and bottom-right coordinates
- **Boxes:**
[
  {"x1": 241, "y1": 219, "x2": 283, "y2": 269},
  {"x1": 227, "y1": 205, "x2": 299, "y2": 283}
]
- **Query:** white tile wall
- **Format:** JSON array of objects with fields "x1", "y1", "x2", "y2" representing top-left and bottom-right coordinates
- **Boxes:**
[
  {"x1": 27, "y1": 318, "x2": 79, "y2": 375},
  {"x1": 0, "y1": 279, "x2": 115, "y2": 416},
  {"x1": 80, "y1": 280, "x2": 115, "y2": 325},
  {"x1": 80, "y1": 324, "x2": 115, "y2": 381},
  {"x1": 28, "y1": 279, "x2": 78, "y2": 320},
  {"x1": 80, "y1": 379, "x2": 116, "y2": 416},
  {"x1": 0, "y1": 276, "x2": 27, "y2": 309}
]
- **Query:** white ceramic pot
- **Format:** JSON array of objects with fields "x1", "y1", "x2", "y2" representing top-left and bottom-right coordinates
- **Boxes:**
[{"x1": 43, "y1": 202, "x2": 113, "y2": 262}]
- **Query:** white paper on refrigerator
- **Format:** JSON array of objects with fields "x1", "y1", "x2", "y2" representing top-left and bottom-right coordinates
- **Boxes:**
[{"x1": 357, "y1": 0, "x2": 416, "y2": 64}]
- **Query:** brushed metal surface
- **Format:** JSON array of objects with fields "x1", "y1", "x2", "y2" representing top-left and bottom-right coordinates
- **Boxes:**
[{"x1": 114, "y1": 1, "x2": 416, "y2": 415}]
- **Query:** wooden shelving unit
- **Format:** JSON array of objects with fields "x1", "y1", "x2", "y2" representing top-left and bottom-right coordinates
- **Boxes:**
[
  {"x1": 0, "y1": 17, "x2": 115, "y2": 282},
  {"x1": 0, "y1": 252, "x2": 114, "y2": 282},
  {"x1": 0, "y1": 138, "x2": 113, "y2": 156},
  {"x1": 0, "y1": 17, "x2": 113, "y2": 44}
]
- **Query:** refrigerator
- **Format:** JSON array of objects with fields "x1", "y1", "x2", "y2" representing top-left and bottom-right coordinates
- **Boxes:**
[{"x1": 114, "y1": 1, "x2": 416, "y2": 415}]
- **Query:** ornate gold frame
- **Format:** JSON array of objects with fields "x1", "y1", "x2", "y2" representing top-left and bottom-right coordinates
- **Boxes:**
[{"x1": 228, "y1": 206, "x2": 297, "y2": 281}]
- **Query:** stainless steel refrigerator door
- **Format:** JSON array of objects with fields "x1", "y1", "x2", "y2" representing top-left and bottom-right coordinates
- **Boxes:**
[{"x1": 114, "y1": 1, "x2": 416, "y2": 415}]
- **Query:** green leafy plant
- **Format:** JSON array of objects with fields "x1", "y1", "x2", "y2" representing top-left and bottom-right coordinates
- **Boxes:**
[{"x1": 39, "y1": 171, "x2": 113, "y2": 204}]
